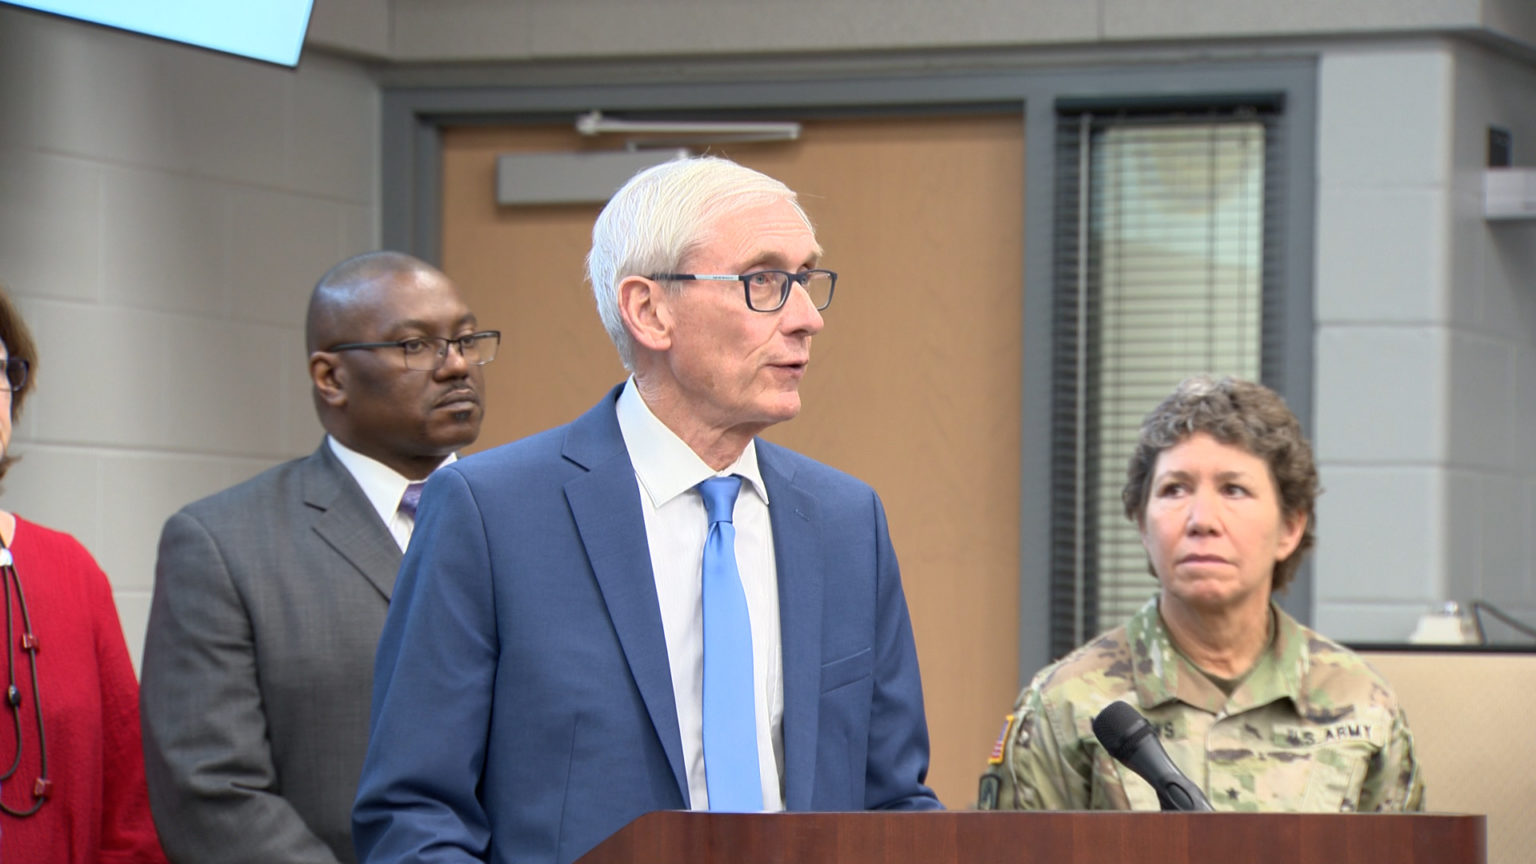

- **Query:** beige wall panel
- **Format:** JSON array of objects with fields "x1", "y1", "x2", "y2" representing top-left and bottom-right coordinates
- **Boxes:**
[
  {"x1": 1361, "y1": 652, "x2": 1536, "y2": 864},
  {"x1": 440, "y1": 114, "x2": 1024, "y2": 807}
]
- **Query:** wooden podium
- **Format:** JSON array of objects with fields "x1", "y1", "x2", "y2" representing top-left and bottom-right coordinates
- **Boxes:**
[{"x1": 576, "y1": 811, "x2": 1485, "y2": 864}]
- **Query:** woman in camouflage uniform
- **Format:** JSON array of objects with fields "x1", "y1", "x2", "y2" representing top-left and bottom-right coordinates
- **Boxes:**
[{"x1": 978, "y1": 375, "x2": 1424, "y2": 813}]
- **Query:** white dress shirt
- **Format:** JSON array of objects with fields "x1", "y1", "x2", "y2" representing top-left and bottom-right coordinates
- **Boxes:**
[
  {"x1": 326, "y1": 436, "x2": 456, "y2": 553},
  {"x1": 614, "y1": 378, "x2": 786, "y2": 811}
]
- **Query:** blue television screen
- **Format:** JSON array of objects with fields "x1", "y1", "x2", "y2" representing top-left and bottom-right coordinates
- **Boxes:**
[{"x1": 3, "y1": 0, "x2": 315, "y2": 67}]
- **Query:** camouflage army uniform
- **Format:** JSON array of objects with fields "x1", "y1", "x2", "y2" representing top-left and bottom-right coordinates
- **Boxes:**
[{"x1": 978, "y1": 598, "x2": 1424, "y2": 813}]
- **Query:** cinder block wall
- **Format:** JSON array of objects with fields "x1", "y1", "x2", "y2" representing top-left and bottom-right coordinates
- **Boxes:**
[{"x1": 0, "y1": 7, "x2": 379, "y2": 669}]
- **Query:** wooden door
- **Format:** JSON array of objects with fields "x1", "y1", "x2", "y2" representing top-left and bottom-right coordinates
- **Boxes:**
[{"x1": 441, "y1": 113, "x2": 1024, "y2": 807}]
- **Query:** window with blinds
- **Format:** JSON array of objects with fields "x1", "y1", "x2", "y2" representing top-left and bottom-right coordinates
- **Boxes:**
[{"x1": 1049, "y1": 102, "x2": 1286, "y2": 659}]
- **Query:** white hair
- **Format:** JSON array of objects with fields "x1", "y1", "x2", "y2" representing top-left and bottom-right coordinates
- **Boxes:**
[{"x1": 585, "y1": 155, "x2": 811, "y2": 370}]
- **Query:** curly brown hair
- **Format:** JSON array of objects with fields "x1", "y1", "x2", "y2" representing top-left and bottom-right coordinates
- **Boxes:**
[
  {"x1": 0, "y1": 284, "x2": 38, "y2": 483},
  {"x1": 1121, "y1": 375, "x2": 1318, "y2": 593}
]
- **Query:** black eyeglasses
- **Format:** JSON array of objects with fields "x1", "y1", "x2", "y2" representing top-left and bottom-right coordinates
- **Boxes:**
[
  {"x1": 326, "y1": 331, "x2": 501, "y2": 371},
  {"x1": 0, "y1": 357, "x2": 28, "y2": 394},
  {"x1": 648, "y1": 269, "x2": 836, "y2": 313}
]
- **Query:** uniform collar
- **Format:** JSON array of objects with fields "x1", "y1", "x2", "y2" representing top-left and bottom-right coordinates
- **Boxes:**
[{"x1": 1128, "y1": 597, "x2": 1310, "y2": 716}]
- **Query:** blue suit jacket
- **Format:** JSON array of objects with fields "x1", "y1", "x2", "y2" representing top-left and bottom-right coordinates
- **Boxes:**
[{"x1": 353, "y1": 387, "x2": 940, "y2": 864}]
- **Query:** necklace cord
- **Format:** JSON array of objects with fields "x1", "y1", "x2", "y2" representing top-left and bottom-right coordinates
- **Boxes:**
[{"x1": 0, "y1": 536, "x2": 49, "y2": 818}]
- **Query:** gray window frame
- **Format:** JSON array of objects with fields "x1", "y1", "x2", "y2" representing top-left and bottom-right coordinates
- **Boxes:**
[{"x1": 379, "y1": 58, "x2": 1317, "y2": 685}]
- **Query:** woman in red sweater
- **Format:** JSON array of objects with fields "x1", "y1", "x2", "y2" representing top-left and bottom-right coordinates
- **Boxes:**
[{"x1": 0, "y1": 285, "x2": 167, "y2": 864}]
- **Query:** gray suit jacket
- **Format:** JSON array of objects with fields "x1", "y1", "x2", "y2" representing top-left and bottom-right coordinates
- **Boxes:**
[{"x1": 141, "y1": 442, "x2": 400, "y2": 864}]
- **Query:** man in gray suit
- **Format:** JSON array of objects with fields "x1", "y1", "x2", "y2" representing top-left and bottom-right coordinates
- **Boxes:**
[{"x1": 140, "y1": 251, "x2": 497, "y2": 864}]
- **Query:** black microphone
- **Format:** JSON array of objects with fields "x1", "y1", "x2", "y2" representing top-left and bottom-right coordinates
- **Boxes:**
[{"x1": 1092, "y1": 700, "x2": 1213, "y2": 812}]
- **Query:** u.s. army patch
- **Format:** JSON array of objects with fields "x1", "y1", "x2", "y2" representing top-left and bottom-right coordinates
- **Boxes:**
[{"x1": 1274, "y1": 721, "x2": 1384, "y2": 748}]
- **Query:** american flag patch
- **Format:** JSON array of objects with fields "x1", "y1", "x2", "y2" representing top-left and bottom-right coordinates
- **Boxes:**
[{"x1": 987, "y1": 714, "x2": 1015, "y2": 765}]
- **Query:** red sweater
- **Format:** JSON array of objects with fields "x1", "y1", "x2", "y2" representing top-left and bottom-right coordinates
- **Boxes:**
[{"x1": 0, "y1": 516, "x2": 167, "y2": 864}]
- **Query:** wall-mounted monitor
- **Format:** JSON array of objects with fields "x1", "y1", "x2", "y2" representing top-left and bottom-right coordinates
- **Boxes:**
[{"x1": 1, "y1": 0, "x2": 315, "y2": 67}]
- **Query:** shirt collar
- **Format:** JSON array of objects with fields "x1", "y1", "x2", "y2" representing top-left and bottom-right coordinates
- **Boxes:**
[
  {"x1": 1128, "y1": 597, "x2": 1310, "y2": 715},
  {"x1": 326, "y1": 435, "x2": 456, "y2": 525},
  {"x1": 614, "y1": 377, "x2": 768, "y2": 508}
]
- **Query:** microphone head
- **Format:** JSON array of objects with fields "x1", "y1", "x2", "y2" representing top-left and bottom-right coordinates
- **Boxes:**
[{"x1": 1091, "y1": 700, "x2": 1154, "y2": 759}]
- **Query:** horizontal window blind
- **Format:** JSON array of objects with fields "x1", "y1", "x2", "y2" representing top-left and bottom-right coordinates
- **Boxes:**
[{"x1": 1049, "y1": 104, "x2": 1285, "y2": 660}]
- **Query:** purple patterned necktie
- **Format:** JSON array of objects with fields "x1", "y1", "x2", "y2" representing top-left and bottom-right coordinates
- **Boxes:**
[{"x1": 397, "y1": 481, "x2": 426, "y2": 520}]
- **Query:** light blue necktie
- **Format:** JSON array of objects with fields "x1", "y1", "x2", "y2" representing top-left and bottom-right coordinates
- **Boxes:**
[{"x1": 697, "y1": 475, "x2": 762, "y2": 812}]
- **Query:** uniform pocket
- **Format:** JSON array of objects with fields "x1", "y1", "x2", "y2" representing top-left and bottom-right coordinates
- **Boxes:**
[{"x1": 1271, "y1": 719, "x2": 1385, "y2": 812}]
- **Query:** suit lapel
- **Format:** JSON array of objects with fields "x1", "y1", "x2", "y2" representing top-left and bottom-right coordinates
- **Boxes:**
[
  {"x1": 563, "y1": 389, "x2": 690, "y2": 804},
  {"x1": 760, "y1": 445, "x2": 824, "y2": 811},
  {"x1": 304, "y1": 444, "x2": 403, "y2": 601}
]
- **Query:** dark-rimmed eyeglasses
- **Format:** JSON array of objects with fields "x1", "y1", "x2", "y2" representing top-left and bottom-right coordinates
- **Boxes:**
[
  {"x1": 0, "y1": 357, "x2": 28, "y2": 394},
  {"x1": 648, "y1": 269, "x2": 836, "y2": 313},
  {"x1": 325, "y1": 331, "x2": 501, "y2": 371}
]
